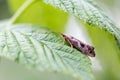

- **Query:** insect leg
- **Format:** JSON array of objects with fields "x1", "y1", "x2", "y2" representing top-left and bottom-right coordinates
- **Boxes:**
[{"x1": 65, "y1": 39, "x2": 74, "y2": 53}]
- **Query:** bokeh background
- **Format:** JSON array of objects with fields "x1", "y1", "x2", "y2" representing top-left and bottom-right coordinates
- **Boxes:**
[{"x1": 0, "y1": 0, "x2": 120, "y2": 80}]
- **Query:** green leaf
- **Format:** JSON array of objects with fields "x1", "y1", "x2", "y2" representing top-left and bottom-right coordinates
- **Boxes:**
[
  {"x1": 0, "y1": 24, "x2": 94, "y2": 80},
  {"x1": 43, "y1": 0, "x2": 120, "y2": 47},
  {"x1": 7, "y1": 0, "x2": 68, "y2": 32},
  {"x1": 86, "y1": 25, "x2": 120, "y2": 80},
  {"x1": 43, "y1": 0, "x2": 120, "y2": 79}
]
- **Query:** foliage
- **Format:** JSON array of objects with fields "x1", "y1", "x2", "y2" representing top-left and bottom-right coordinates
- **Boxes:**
[
  {"x1": 0, "y1": 0, "x2": 120, "y2": 80},
  {"x1": 43, "y1": 0, "x2": 120, "y2": 79},
  {"x1": 0, "y1": 24, "x2": 93, "y2": 80},
  {"x1": 7, "y1": 0, "x2": 68, "y2": 32}
]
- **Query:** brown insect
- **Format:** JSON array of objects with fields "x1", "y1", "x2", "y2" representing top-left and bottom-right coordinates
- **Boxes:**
[{"x1": 62, "y1": 34, "x2": 95, "y2": 57}]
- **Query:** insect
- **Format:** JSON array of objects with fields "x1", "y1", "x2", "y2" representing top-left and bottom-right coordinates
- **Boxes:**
[{"x1": 62, "y1": 34, "x2": 95, "y2": 57}]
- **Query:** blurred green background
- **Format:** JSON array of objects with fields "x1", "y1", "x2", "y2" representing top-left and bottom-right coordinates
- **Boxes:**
[
  {"x1": 7, "y1": 0, "x2": 69, "y2": 32},
  {"x1": 0, "y1": 0, "x2": 120, "y2": 80},
  {"x1": 0, "y1": 0, "x2": 11, "y2": 19}
]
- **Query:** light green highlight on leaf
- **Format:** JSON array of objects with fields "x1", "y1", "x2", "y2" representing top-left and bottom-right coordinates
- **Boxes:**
[{"x1": 7, "y1": 0, "x2": 68, "y2": 32}]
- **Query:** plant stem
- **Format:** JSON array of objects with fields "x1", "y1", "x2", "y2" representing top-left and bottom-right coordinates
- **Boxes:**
[{"x1": 7, "y1": 0, "x2": 35, "y2": 26}]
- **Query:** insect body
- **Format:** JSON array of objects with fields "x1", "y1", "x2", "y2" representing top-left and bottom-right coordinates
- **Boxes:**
[{"x1": 62, "y1": 34, "x2": 95, "y2": 57}]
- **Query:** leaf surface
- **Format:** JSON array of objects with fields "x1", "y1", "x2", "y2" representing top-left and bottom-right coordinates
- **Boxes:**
[
  {"x1": 0, "y1": 24, "x2": 93, "y2": 80},
  {"x1": 43, "y1": 0, "x2": 120, "y2": 47},
  {"x1": 43, "y1": 0, "x2": 120, "y2": 79}
]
